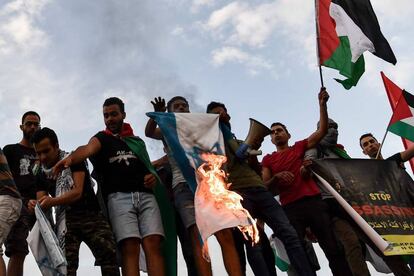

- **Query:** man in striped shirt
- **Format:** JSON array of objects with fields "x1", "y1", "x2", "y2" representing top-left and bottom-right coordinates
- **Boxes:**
[{"x1": 0, "y1": 148, "x2": 22, "y2": 276}]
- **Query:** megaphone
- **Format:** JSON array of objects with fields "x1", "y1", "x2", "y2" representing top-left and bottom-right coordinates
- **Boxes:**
[{"x1": 236, "y1": 118, "x2": 271, "y2": 159}]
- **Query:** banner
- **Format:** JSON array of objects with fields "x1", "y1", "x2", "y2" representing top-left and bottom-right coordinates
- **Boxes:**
[{"x1": 312, "y1": 159, "x2": 414, "y2": 255}]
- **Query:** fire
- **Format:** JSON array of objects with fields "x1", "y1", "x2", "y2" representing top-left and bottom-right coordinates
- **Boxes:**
[{"x1": 197, "y1": 153, "x2": 259, "y2": 245}]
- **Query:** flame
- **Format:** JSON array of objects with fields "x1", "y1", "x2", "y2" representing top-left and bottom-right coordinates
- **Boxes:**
[{"x1": 197, "y1": 153, "x2": 259, "y2": 245}]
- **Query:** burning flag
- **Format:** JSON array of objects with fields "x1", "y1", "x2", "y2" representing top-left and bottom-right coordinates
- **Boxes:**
[
  {"x1": 196, "y1": 153, "x2": 259, "y2": 256},
  {"x1": 146, "y1": 112, "x2": 259, "y2": 254}
]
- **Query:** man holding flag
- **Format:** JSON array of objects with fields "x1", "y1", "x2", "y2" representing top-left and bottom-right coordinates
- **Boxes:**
[{"x1": 54, "y1": 97, "x2": 171, "y2": 276}]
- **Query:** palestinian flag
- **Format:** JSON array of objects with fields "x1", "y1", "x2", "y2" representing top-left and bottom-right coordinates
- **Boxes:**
[
  {"x1": 382, "y1": 72, "x2": 414, "y2": 174},
  {"x1": 317, "y1": 0, "x2": 396, "y2": 89},
  {"x1": 388, "y1": 90, "x2": 414, "y2": 141},
  {"x1": 382, "y1": 72, "x2": 414, "y2": 142}
]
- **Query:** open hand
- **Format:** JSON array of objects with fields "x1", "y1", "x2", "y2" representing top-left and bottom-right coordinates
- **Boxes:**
[{"x1": 151, "y1": 97, "x2": 166, "y2": 112}]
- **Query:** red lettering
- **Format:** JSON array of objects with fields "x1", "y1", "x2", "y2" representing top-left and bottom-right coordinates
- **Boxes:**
[
  {"x1": 362, "y1": 205, "x2": 373, "y2": 215},
  {"x1": 381, "y1": 205, "x2": 392, "y2": 215},
  {"x1": 373, "y1": 206, "x2": 384, "y2": 216},
  {"x1": 352, "y1": 206, "x2": 363, "y2": 215},
  {"x1": 391, "y1": 206, "x2": 401, "y2": 216}
]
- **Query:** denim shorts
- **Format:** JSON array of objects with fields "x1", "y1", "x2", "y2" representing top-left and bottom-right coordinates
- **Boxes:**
[
  {"x1": 0, "y1": 195, "x2": 22, "y2": 256},
  {"x1": 107, "y1": 192, "x2": 164, "y2": 243},
  {"x1": 173, "y1": 182, "x2": 196, "y2": 229}
]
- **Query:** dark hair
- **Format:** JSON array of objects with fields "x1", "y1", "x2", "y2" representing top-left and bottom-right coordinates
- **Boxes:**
[
  {"x1": 167, "y1": 96, "x2": 189, "y2": 112},
  {"x1": 206, "y1": 101, "x2": 227, "y2": 113},
  {"x1": 359, "y1": 133, "x2": 377, "y2": 148},
  {"x1": 270, "y1": 122, "x2": 290, "y2": 136},
  {"x1": 31, "y1": 127, "x2": 59, "y2": 146},
  {"x1": 103, "y1": 97, "x2": 125, "y2": 113},
  {"x1": 22, "y1": 111, "x2": 40, "y2": 124}
]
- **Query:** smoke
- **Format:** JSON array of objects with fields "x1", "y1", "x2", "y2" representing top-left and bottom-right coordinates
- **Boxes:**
[{"x1": 0, "y1": 0, "x2": 201, "y2": 156}]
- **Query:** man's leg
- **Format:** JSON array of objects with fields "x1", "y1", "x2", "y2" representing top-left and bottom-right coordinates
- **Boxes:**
[
  {"x1": 232, "y1": 228, "x2": 247, "y2": 276},
  {"x1": 64, "y1": 222, "x2": 82, "y2": 276},
  {"x1": 79, "y1": 212, "x2": 120, "y2": 276},
  {"x1": 142, "y1": 234, "x2": 165, "y2": 276},
  {"x1": 5, "y1": 206, "x2": 35, "y2": 276},
  {"x1": 173, "y1": 182, "x2": 211, "y2": 276},
  {"x1": 120, "y1": 237, "x2": 141, "y2": 276},
  {"x1": 215, "y1": 228, "x2": 243, "y2": 276},
  {"x1": 0, "y1": 196, "x2": 21, "y2": 276},
  {"x1": 307, "y1": 198, "x2": 352, "y2": 276},
  {"x1": 239, "y1": 187, "x2": 315, "y2": 276},
  {"x1": 188, "y1": 224, "x2": 212, "y2": 276},
  {"x1": 138, "y1": 192, "x2": 165, "y2": 275},
  {"x1": 175, "y1": 212, "x2": 199, "y2": 276},
  {"x1": 107, "y1": 192, "x2": 142, "y2": 276},
  {"x1": 332, "y1": 217, "x2": 370, "y2": 276}
]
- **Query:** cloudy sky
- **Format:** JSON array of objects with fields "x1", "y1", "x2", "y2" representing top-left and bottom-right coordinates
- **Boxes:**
[{"x1": 1, "y1": 0, "x2": 413, "y2": 275}]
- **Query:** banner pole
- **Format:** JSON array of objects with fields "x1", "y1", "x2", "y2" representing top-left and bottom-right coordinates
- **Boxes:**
[{"x1": 313, "y1": 172, "x2": 391, "y2": 252}]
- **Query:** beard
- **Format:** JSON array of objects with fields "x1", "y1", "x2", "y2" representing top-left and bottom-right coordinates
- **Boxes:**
[{"x1": 23, "y1": 130, "x2": 35, "y2": 141}]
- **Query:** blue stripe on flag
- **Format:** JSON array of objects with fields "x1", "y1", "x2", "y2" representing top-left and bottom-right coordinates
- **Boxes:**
[{"x1": 147, "y1": 112, "x2": 198, "y2": 192}]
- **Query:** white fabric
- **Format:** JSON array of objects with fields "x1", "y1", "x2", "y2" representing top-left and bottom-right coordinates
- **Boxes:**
[
  {"x1": 330, "y1": 3, "x2": 375, "y2": 62},
  {"x1": 28, "y1": 204, "x2": 66, "y2": 276}
]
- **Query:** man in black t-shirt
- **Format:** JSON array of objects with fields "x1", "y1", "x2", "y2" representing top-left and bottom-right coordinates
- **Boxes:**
[
  {"x1": 3, "y1": 111, "x2": 40, "y2": 276},
  {"x1": 29, "y1": 128, "x2": 119, "y2": 276},
  {"x1": 53, "y1": 97, "x2": 165, "y2": 276},
  {"x1": 360, "y1": 133, "x2": 414, "y2": 163}
]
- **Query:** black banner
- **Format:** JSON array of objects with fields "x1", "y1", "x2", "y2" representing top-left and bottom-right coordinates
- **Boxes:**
[{"x1": 312, "y1": 159, "x2": 414, "y2": 255}]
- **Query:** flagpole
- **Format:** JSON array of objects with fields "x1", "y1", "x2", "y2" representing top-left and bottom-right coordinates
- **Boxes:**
[
  {"x1": 314, "y1": 0, "x2": 325, "y2": 88},
  {"x1": 375, "y1": 129, "x2": 388, "y2": 159}
]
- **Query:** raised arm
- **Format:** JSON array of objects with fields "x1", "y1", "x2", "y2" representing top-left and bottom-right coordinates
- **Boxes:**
[
  {"x1": 53, "y1": 137, "x2": 101, "y2": 175},
  {"x1": 145, "y1": 97, "x2": 166, "y2": 140},
  {"x1": 307, "y1": 87, "x2": 329, "y2": 149},
  {"x1": 400, "y1": 146, "x2": 414, "y2": 162}
]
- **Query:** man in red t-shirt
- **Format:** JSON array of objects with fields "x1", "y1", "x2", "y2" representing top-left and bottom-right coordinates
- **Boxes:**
[{"x1": 262, "y1": 88, "x2": 351, "y2": 276}]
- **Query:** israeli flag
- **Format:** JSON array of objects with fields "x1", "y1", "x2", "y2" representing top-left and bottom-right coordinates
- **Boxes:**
[
  {"x1": 147, "y1": 112, "x2": 225, "y2": 192},
  {"x1": 147, "y1": 112, "x2": 255, "y2": 249}
]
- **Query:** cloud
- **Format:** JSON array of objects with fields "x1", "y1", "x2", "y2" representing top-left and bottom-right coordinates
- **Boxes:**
[
  {"x1": 0, "y1": 0, "x2": 49, "y2": 56},
  {"x1": 0, "y1": 0, "x2": 201, "y2": 156},
  {"x1": 191, "y1": 0, "x2": 215, "y2": 13},
  {"x1": 197, "y1": 1, "x2": 315, "y2": 75},
  {"x1": 204, "y1": 0, "x2": 313, "y2": 48},
  {"x1": 211, "y1": 46, "x2": 273, "y2": 75}
]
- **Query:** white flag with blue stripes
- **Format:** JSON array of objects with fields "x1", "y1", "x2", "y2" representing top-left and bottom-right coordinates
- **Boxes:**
[{"x1": 147, "y1": 112, "x2": 255, "y2": 247}]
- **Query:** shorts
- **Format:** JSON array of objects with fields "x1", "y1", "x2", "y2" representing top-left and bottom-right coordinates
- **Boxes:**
[
  {"x1": 108, "y1": 192, "x2": 164, "y2": 243},
  {"x1": 65, "y1": 211, "x2": 118, "y2": 275},
  {"x1": 173, "y1": 182, "x2": 196, "y2": 229},
  {"x1": 0, "y1": 195, "x2": 22, "y2": 256},
  {"x1": 5, "y1": 205, "x2": 36, "y2": 257}
]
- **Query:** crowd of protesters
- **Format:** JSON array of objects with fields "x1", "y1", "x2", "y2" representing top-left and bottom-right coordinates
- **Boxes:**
[{"x1": 0, "y1": 88, "x2": 413, "y2": 276}]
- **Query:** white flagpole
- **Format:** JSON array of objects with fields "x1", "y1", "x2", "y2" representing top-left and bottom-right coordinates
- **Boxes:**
[{"x1": 313, "y1": 172, "x2": 391, "y2": 253}]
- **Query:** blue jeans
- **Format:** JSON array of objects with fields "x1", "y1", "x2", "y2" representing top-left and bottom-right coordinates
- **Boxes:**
[{"x1": 236, "y1": 186, "x2": 315, "y2": 276}]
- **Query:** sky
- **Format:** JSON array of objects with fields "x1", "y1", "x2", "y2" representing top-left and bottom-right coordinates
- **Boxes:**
[{"x1": 0, "y1": 0, "x2": 413, "y2": 275}]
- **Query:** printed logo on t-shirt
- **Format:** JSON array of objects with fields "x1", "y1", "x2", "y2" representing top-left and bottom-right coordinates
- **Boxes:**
[
  {"x1": 19, "y1": 158, "x2": 31, "y2": 175},
  {"x1": 109, "y1": 151, "x2": 137, "y2": 166},
  {"x1": 19, "y1": 154, "x2": 38, "y2": 176}
]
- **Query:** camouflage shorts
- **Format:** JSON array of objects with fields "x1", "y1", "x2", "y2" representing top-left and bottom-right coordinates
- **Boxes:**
[{"x1": 65, "y1": 211, "x2": 119, "y2": 276}]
